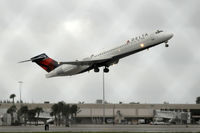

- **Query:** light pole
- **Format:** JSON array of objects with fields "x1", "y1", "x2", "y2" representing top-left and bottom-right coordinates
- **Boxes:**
[
  {"x1": 103, "y1": 71, "x2": 105, "y2": 124},
  {"x1": 18, "y1": 81, "x2": 23, "y2": 105}
]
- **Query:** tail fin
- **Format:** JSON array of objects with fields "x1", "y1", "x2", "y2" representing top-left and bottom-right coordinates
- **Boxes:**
[{"x1": 31, "y1": 53, "x2": 59, "y2": 72}]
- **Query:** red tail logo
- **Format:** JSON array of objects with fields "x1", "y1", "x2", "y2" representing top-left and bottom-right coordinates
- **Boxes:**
[{"x1": 31, "y1": 53, "x2": 59, "y2": 72}]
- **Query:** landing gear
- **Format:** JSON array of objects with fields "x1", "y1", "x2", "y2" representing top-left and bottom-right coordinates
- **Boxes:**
[
  {"x1": 94, "y1": 67, "x2": 100, "y2": 72},
  {"x1": 103, "y1": 67, "x2": 109, "y2": 73},
  {"x1": 165, "y1": 41, "x2": 169, "y2": 47},
  {"x1": 94, "y1": 67, "x2": 109, "y2": 73}
]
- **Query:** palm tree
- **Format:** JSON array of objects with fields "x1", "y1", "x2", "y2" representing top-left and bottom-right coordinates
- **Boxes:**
[
  {"x1": 196, "y1": 97, "x2": 200, "y2": 104},
  {"x1": 35, "y1": 107, "x2": 43, "y2": 125},
  {"x1": 70, "y1": 104, "x2": 80, "y2": 124},
  {"x1": 62, "y1": 104, "x2": 70, "y2": 126},
  {"x1": 51, "y1": 102, "x2": 79, "y2": 126},
  {"x1": 57, "y1": 102, "x2": 64, "y2": 126},
  {"x1": 7, "y1": 105, "x2": 17, "y2": 125},
  {"x1": 51, "y1": 103, "x2": 59, "y2": 126},
  {"x1": 18, "y1": 105, "x2": 28, "y2": 125},
  {"x1": 70, "y1": 104, "x2": 79, "y2": 117},
  {"x1": 27, "y1": 109, "x2": 36, "y2": 125},
  {"x1": 10, "y1": 94, "x2": 16, "y2": 104}
]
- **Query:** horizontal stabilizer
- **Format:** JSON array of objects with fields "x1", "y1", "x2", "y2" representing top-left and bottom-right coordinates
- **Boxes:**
[{"x1": 18, "y1": 59, "x2": 32, "y2": 63}]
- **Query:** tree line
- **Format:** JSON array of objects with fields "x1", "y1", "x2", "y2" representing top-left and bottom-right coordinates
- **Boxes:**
[
  {"x1": 6, "y1": 94, "x2": 80, "y2": 126},
  {"x1": 50, "y1": 101, "x2": 80, "y2": 126},
  {"x1": 7, "y1": 104, "x2": 43, "y2": 125}
]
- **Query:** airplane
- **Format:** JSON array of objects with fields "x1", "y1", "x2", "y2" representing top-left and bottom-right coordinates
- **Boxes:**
[{"x1": 19, "y1": 30, "x2": 173, "y2": 78}]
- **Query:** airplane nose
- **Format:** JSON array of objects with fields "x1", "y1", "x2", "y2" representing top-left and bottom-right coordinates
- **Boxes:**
[
  {"x1": 166, "y1": 33, "x2": 174, "y2": 40},
  {"x1": 169, "y1": 33, "x2": 174, "y2": 38}
]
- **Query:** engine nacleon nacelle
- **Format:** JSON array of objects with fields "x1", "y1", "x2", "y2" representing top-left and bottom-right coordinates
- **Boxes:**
[
  {"x1": 106, "y1": 59, "x2": 119, "y2": 66},
  {"x1": 46, "y1": 65, "x2": 76, "y2": 78}
]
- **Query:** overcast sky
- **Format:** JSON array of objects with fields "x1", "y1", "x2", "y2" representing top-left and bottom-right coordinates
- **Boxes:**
[{"x1": 0, "y1": 0, "x2": 200, "y2": 104}]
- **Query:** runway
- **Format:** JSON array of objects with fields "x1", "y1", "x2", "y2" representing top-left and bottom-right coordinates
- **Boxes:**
[{"x1": 0, "y1": 124, "x2": 200, "y2": 132}]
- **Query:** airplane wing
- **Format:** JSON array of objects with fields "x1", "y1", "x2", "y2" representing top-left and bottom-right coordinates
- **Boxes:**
[{"x1": 59, "y1": 57, "x2": 113, "y2": 66}]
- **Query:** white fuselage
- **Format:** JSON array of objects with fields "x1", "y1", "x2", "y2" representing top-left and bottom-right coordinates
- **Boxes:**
[{"x1": 46, "y1": 31, "x2": 173, "y2": 78}]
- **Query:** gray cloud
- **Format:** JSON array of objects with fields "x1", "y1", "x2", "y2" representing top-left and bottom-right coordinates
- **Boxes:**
[{"x1": 0, "y1": 0, "x2": 199, "y2": 104}]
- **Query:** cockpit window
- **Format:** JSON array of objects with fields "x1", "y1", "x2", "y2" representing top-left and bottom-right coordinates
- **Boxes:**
[{"x1": 155, "y1": 30, "x2": 163, "y2": 34}]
